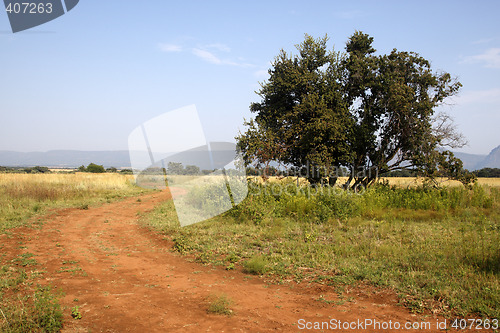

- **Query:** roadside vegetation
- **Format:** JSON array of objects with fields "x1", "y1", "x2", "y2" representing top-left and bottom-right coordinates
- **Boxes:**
[
  {"x1": 144, "y1": 179, "x2": 500, "y2": 318},
  {"x1": 0, "y1": 254, "x2": 63, "y2": 332}
]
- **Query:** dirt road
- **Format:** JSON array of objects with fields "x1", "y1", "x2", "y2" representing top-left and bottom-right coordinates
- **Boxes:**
[{"x1": 3, "y1": 190, "x2": 457, "y2": 332}]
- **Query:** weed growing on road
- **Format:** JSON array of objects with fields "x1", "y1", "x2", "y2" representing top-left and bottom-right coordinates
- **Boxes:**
[
  {"x1": 71, "y1": 306, "x2": 82, "y2": 320},
  {"x1": 207, "y1": 294, "x2": 233, "y2": 316}
]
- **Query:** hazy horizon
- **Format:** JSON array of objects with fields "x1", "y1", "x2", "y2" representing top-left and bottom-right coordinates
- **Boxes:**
[{"x1": 0, "y1": 147, "x2": 496, "y2": 157}]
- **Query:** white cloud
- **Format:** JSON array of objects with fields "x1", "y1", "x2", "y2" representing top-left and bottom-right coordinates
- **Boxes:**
[
  {"x1": 472, "y1": 37, "x2": 496, "y2": 45},
  {"x1": 192, "y1": 48, "x2": 222, "y2": 64},
  {"x1": 192, "y1": 47, "x2": 254, "y2": 67},
  {"x1": 158, "y1": 43, "x2": 182, "y2": 53},
  {"x1": 227, "y1": 59, "x2": 254, "y2": 68},
  {"x1": 205, "y1": 43, "x2": 231, "y2": 52},
  {"x1": 462, "y1": 48, "x2": 500, "y2": 68},
  {"x1": 158, "y1": 40, "x2": 253, "y2": 67},
  {"x1": 451, "y1": 88, "x2": 500, "y2": 105}
]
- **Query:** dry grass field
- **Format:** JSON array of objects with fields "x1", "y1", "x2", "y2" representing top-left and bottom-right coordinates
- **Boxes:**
[
  {"x1": 248, "y1": 175, "x2": 500, "y2": 188},
  {"x1": 0, "y1": 173, "x2": 146, "y2": 230},
  {"x1": 0, "y1": 172, "x2": 136, "y2": 188},
  {"x1": 381, "y1": 177, "x2": 500, "y2": 188}
]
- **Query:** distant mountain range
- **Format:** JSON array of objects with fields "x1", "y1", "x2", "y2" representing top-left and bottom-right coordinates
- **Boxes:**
[
  {"x1": 453, "y1": 152, "x2": 487, "y2": 171},
  {"x1": 0, "y1": 150, "x2": 132, "y2": 169},
  {"x1": 1, "y1": 145, "x2": 499, "y2": 170},
  {"x1": 479, "y1": 145, "x2": 500, "y2": 169},
  {"x1": 455, "y1": 145, "x2": 500, "y2": 171}
]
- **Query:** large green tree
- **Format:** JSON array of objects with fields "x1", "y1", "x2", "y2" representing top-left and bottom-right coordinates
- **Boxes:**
[
  {"x1": 342, "y1": 32, "x2": 467, "y2": 188},
  {"x1": 238, "y1": 32, "x2": 473, "y2": 188},
  {"x1": 239, "y1": 35, "x2": 352, "y2": 184}
]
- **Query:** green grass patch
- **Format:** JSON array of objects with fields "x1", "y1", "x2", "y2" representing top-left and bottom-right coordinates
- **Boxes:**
[
  {"x1": 0, "y1": 255, "x2": 63, "y2": 332},
  {"x1": 143, "y1": 182, "x2": 500, "y2": 318},
  {"x1": 243, "y1": 255, "x2": 269, "y2": 275}
]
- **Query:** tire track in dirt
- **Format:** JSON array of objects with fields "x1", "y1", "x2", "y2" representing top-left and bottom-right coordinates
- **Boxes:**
[{"x1": 6, "y1": 189, "x2": 467, "y2": 332}]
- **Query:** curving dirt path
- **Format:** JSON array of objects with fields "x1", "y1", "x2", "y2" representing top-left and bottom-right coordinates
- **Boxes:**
[{"x1": 2, "y1": 189, "x2": 475, "y2": 332}]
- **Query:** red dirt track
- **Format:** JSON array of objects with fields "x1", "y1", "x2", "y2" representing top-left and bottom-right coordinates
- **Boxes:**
[{"x1": 1, "y1": 189, "x2": 482, "y2": 332}]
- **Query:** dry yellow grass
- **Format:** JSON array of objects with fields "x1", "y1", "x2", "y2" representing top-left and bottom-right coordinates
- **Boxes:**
[
  {"x1": 247, "y1": 176, "x2": 500, "y2": 188},
  {"x1": 0, "y1": 173, "x2": 145, "y2": 230},
  {"x1": 0, "y1": 173, "x2": 135, "y2": 191},
  {"x1": 477, "y1": 177, "x2": 500, "y2": 187},
  {"x1": 247, "y1": 176, "x2": 310, "y2": 186},
  {"x1": 379, "y1": 177, "x2": 500, "y2": 188}
]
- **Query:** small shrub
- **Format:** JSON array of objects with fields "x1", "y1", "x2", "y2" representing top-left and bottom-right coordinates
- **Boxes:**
[
  {"x1": 86, "y1": 163, "x2": 106, "y2": 173},
  {"x1": 172, "y1": 234, "x2": 192, "y2": 254},
  {"x1": 71, "y1": 306, "x2": 82, "y2": 319},
  {"x1": 207, "y1": 294, "x2": 233, "y2": 315},
  {"x1": 183, "y1": 182, "x2": 233, "y2": 215}
]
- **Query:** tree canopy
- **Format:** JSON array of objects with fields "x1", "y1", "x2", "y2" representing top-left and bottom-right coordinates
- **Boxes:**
[
  {"x1": 237, "y1": 32, "x2": 474, "y2": 188},
  {"x1": 85, "y1": 163, "x2": 106, "y2": 173}
]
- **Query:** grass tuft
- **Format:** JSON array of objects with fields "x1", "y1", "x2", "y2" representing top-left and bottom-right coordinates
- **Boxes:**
[
  {"x1": 243, "y1": 255, "x2": 268, "y2": 275},
  {"x1": 207, "y1": 294, "x2": 233, "y2": 316}
]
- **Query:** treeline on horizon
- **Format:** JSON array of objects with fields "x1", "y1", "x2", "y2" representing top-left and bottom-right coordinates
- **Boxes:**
[
  {"x1": 2, "y1": 164, "x2": 500, "y2": 178},
  {"x1": 0, "y1": 164, "x2": 133, "y2": 175}
]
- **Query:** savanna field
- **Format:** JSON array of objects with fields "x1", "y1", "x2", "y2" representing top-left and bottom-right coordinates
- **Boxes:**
[
  {"x1": 0, "y1": 173, "x2": 146, "y2": 230},
  {"x1": 0, "y1": 173, "x2": 499, "y2": 332},
  {"x1": 145, "y1": 176, "x2": 500, "y2": 318}
]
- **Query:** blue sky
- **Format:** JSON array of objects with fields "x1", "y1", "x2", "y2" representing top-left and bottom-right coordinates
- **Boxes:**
[{"x1": 1, "y1": 0, "x2": 499, "y2": 155}]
